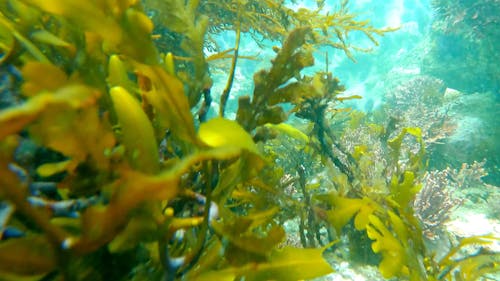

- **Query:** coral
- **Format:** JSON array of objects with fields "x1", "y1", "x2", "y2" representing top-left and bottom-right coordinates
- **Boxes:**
[
  {"x1": 384, "y1": 75, "x2": 457, "y2": 149},
  {"x1": 446, "y1": 160, "x2": 497, "y2": 206},
  {"x1": 448, "y1": 160, "x2": 490, "y2": 190},
  {"x1": 414, "y1": 170, "x2": 460, "y2": 240},
  {"x1": 414, "y1": 160, "x2": 498, "y2": 241}
]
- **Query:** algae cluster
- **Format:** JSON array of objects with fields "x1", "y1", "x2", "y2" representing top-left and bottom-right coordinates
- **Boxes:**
[{"x1": 0, "y1": 1, "x2": 498, "y2": 281}]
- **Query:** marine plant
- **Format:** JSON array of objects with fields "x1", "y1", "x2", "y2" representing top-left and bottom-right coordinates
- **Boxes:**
[{"x1": 0, "y1": 0, "x2": 498, "y2": 281}]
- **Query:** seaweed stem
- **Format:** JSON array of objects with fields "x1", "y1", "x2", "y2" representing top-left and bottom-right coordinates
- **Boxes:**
[
  {"x1": 0, "y1": 12, "x2": 50, "y2": 63},
  {"x1": 219, "y1": 7, "x2": 241, "y2": 117}
]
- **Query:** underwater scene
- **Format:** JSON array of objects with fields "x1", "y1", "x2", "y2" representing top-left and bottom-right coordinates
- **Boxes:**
[{"x1": 0, "y1": 0, "x2": 499, "y2": 280}]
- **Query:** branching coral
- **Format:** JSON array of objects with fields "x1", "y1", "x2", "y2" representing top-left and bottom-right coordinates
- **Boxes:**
[
  {"x1": 448, "y1": 160, "x2": 491, "y2": 190},
  {"x1": 414, "y1": 160, "x2": 498, "y2": 241},
  {"x1": 414, "y1": 170, "x2": 460, "y2": 240},
  {"x1": 384, "y1": 75, "x2": 456, "y2": 148}
]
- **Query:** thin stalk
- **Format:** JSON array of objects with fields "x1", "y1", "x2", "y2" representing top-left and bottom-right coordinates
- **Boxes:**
[
  {"x1": 0, "y1": 13, "x2": 50, "y2": 63},
  {"x1": 219, "y1": 11, "x2": 241, "y2": 117},
  {"x1": 176, "y1": 161, "x2": 217, "y2": 276}
]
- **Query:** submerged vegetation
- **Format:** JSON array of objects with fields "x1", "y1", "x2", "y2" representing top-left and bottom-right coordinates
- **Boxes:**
[{"x1": 0, "y1": 0, "x2": 498, "y2": 280}]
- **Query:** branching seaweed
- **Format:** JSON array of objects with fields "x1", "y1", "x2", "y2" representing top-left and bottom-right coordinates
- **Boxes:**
[{"x1": 0, "y1": 0, "x2": 497, "y2": 281}]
